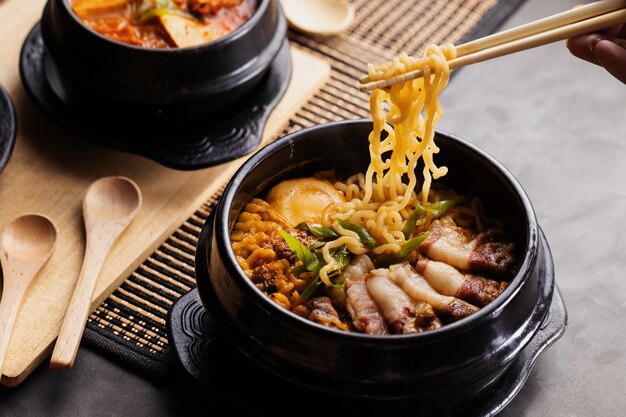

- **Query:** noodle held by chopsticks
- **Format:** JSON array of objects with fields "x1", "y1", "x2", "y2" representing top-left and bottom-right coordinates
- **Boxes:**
[{"x1": 320, "y1": 44, "x2": 457, "y2": 263}]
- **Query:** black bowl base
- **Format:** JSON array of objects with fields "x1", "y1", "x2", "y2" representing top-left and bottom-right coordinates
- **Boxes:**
[
  {"x1": 168, "y1": 274, "x2": 566, "y2": 416},
  {"x1": 19, "y1": 23, "x2": 292, "y2": 170},
  {"x1": 0, "y1": 84, "x2": 16, "y2": 173}
]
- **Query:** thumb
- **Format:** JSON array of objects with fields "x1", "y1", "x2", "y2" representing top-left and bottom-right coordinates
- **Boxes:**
[{"x1": 593, "y1": 39, "x2": 626, "y2": 84}]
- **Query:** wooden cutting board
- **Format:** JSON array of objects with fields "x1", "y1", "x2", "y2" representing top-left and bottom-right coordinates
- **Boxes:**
[{"x1": 0, "y1": 0, "x2": 330, "y2": 387}]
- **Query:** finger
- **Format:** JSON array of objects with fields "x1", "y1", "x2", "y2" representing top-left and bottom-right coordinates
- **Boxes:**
[
  {"x1": 605, "y1": 36, "x2": 626, "y2": 49},
  {"x1": 567, "y1": 33, "x2": 603, "y2": 65},
  {"x1": 600, "y1": 24, "x2": 624, "y2": 37},
  {"x1": 594, "y1": 39, "x2": 626, "y2": 84}
]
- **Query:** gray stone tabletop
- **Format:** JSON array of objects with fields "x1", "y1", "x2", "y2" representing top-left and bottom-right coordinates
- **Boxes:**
[{"x1": 439, "y1": 0, "x2": 626, "y2": 415}]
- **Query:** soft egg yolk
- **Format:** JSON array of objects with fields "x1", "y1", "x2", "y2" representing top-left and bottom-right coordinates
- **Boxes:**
[{"x1": 266, "y1": 178, "x2": 345, "y2": 227}]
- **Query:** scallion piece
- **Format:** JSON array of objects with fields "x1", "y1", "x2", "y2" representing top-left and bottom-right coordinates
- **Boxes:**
[
  {"x1": 402, "y1": 200, "x2": 456, "y2": 239},
  {"x1": 280, "y1": 232, "x2": 353, "y2": 300},
  {"x1": 295, "y1": 222, "x2": 339, "y2": 239},
  {"x1": 290, "y1": 264, "x2": 309, "y2": 275},
  {"x1": 300, "y1": 276, "x2": 322, "y2": 300},
  {"x1": 427, "y1": 200, "x2": 456, "y2": 219},
  {"x1": 278, "y1": 230, "x2": 322, "y2": 274},
  {"x1": 326, "y1": 246, "x2": 351, "y2": 287},
  {"x1": 402, "y1": 206, "x2": 427, "y2": 239},
  {"x1": 138, "y1": 0, "x2": 176, "y2": 15},
  {"x1": 374, "y1": 232, "x2": 430, "y2": 268},
  {"x1": 336, "y1": 219, "x2": 377, "y2": 248},
  {"x1": 307, "y1": 241, "x2": 326, "y2": 252},
  {"x1": 139, "y1": 7, "x2": 197, "y2": 23},
  {"x1": 280, "y1": 230, "x2": 324, "y2": 301}
]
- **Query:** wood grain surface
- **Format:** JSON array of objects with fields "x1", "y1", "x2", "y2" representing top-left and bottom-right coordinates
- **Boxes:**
[{"x1": 0, "y1": 0, "x2": 330, "y2": 387}]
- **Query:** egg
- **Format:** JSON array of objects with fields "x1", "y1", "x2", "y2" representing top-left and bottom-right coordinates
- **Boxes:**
[{"x1": 266, "y1": 178, "x2": 345, "y2": 226}]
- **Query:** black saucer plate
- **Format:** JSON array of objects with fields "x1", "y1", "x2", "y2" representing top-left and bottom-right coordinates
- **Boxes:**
[
  {"x1": 168, "y1": 259, "x2": 567, "y2": 415},
  {"x1": 19, "y1": 23, "x2": 292, "y2": 170},
  {"x1": 0, "y1": 84, "x2": 17, "y2": 174}
]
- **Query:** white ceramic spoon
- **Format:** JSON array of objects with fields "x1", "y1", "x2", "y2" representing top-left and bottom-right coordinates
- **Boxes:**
[
  {"x1": 280, "y1": 0, "x2": 355, "y2": 35},
  {"x1": 50, "y1": 176, "x2": 142, "y2": 371},
  {"x1": 0, "y1": 214, "x2": 57, "y2": 377}
]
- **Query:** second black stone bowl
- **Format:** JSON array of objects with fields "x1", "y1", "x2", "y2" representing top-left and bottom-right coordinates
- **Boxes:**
[
  {"x1": 194, "y1": 119, "x2": 555, "y2": 412},
  {"x1": 40, "y1": 0, "x2": 286, "y2": 126}
]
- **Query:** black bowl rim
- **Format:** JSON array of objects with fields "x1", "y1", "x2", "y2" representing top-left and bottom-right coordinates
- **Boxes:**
[
  {"x1": 0, "y1": 84, "x2": 17, "y2": 174},
  {"x1": 212, "y1": 119, "x2": 539, "y2": 343},
  {"x1": 60, "y1": 0, "x2": 269, "y2": 53}
]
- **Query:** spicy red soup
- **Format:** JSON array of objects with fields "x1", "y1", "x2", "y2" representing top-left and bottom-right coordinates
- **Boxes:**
[{"x1": 71, "y1": 0, "x2": 257, "y2": 48}]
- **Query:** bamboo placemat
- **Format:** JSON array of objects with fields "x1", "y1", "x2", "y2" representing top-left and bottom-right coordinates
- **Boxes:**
[{"x1": 83, "y1": 0, "x2": 529, "y2": 380}]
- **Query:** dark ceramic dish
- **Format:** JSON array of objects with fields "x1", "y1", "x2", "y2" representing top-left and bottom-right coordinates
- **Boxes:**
[
  {"x1": 194, "y1": 120, "x2": 559, "y2": 413},
  {"x1": 40, "y1": 0, "x2": 287, "y2": 125},
  {"x1": 0, "y1": 84, "x2": 17, "y2": 174},
  {"x1": 20, "y1": 24, "x2": 291, "y2": 169}
]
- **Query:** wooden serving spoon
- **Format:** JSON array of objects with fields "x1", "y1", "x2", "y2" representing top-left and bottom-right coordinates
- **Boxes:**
[
  {"x1": 280, "y1": 0, "x2": 355, "y2": 36},
  {"x1": 0, "y1": 214, "x2": 58, "y2": 376},
  {"x1": 50, "y1": 176, "x2": 142, "y2": 371}
]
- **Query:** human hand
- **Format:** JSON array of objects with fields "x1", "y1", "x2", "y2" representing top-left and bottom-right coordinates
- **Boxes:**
[{"x1": 567, "y1": 23, "x2": 626, "y2": 84}]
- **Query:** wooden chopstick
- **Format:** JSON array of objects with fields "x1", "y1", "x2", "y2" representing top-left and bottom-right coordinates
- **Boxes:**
[
  {"x1": 359, "y1": 0, "x2": 625, "y2": 85},
  {"x1": 455, "y1": 0, "x2": 626, "y2": 57},
  {"x1": 359, "y1": 0, "x2": 626, "y2": 92}
]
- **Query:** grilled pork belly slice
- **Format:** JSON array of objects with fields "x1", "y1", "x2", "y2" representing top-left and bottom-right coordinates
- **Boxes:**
[
  {"x1": 342, "y1": 255, "x2": 388, "y2": 335},
  {"x1": 389, "y1": 263, "x2": 479, "y2": 322},
  {"x1": 415, "y1": 259, "x2": 508, "y2": 307},
  {"x1": 420, "y1": 220, "x2": 515, "y2": 278},
  {"x1": 366, "y1": 270, "x2": 420, "y2": 334},
  {"x1": 307, "y1": 297, "x2": 348, "y2": 331},
  {"x1": 413, "y1": 301, "x2": 442, "y2": 331}
]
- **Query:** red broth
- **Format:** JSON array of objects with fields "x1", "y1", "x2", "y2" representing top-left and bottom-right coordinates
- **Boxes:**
[{"x1": 71, "y1": 0, "x2": 256, "y2": 48}]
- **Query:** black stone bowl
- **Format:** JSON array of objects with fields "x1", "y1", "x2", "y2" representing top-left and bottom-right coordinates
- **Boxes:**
[
  {"x1": 0, "y1": 84, "x2": 17, "y2": 174},
  {"x1": 195, "y1": 119, "x2": 554, "y2": 412},
  {"x1": 40, "y1": 0, "x2": 286, "y2": 126}
]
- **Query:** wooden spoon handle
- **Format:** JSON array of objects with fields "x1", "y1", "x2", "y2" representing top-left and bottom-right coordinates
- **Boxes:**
[
  {"x1": 0, "y1": 285, "x2": 25, "y2": 376},
  {"x1": 50, "y1": 239, "x2": 111, "y2": 371}
]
